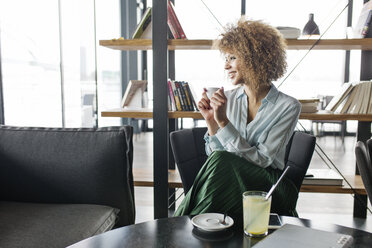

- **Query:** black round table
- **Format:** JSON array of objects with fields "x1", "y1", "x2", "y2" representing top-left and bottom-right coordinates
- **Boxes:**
[{"x1": 68, "y1": 216, "x2": 372, "y2": 247}]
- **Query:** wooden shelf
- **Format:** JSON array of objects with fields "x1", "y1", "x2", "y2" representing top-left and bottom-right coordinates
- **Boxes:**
[
  {"x1": 101, "y1": 108, "x2": 372, "y2": 121},
  {"x1": 100, "y1": 38, "x2": 372, "y2": 51},
  {"x1": 133, "y1": 167, "x2": 366, "y2": 194},
  {"x1": 101, "y1": 108, "x2": 203, "y2": 119}
]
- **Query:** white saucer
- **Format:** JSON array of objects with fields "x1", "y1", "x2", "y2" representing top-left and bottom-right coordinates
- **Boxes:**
[{"x1": 191, "y1": 213, "x2": 234, "y2": 232}]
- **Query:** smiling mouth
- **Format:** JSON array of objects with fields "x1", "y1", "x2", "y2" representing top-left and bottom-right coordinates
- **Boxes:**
[{"x1": 228, "y1": 72, "x2": 236, "y2": 79}]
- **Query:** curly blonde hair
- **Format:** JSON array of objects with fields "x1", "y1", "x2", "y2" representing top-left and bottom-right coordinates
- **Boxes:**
[{"x1": 215, "y1": 18, "x2": 287, "y2": 91}]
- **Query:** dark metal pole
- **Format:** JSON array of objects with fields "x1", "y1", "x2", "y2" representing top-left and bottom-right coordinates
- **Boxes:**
[
  {"x1": 153, "y1": 0, "x2": 169, "y2": 219},
  {"x1": 241, "y1": 0, "x2": 246, "y2": 16},
  {"x1": 120, "y1": 0, "x2": 138, "y2": 126},
  {"x1": 344, "y1": 0, "x2": 352, "y2": 83},
  {"x1": 168, "y1": 0, "x2": 176, "y2": 212}
]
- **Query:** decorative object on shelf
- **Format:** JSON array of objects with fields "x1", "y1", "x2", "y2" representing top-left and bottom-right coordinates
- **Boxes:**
[
  {"x1": 276, "y1": 26, "x2": 301, "y2": 39},
  {"x1": 298, "y1": 98, "x2": 320, "y2": 113},
  {"x1": 111, "y1": 37, "x2": 125, "y2": 41},
  {"x1": 302, "y1": 13, "x2": 320, "y2": 36},
  {"x1": 121, "y1": 80, "x2": 148, "y2": 109}
]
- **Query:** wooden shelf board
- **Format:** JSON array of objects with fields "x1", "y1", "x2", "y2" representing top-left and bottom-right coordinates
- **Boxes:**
[
  {"x1": 133, "y1": 167, "x2": 366, "y2": 194},
  {"x1": 133, "y1": 168, "x2": 182, "y2": 188},
  {"x1": 100, "y1": 38, "x2": 372, "y2": 51},
  {"x1": 300, "y1": 175, "x2": 366, "y2": 195},
  {"x1": 102, "y1": 108, "x2": 372, "y2": 121}
]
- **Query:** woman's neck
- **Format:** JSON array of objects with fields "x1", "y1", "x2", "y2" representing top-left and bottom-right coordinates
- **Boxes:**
[{"x1": 244, "y1": 84, "x2": 271, "y2": 105}]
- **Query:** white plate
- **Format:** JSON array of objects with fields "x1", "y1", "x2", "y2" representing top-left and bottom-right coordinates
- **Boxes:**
[{"x1": 191, "y1": 213, "x2": 234, "y2": 232}]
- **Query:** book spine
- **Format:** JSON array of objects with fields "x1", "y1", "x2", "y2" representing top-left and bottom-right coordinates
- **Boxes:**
[
  {"x1": 167, "y1": 4, "x2": 180, "y2": 39},
  {"x1": 168, "y1": 1, "x2": 186, "y2": 39},
  {"x1": 186, "y1": 83, "x2": 198, "y2": 110},
  {"x1": 168, "y1": 80, "x2": 176, "y2": 111},
  {"x1": 362, "y1": 10, "x2": 372, "y2": 38},
  {"x1": 171, "y1": 80, "x2": 182, "y2": 111},
  {"x1": 175, "y1": 81, "x2": 187, "y2": 110},
  {"x1": 182, "y1": 82, "x2": 194, "y2": 111}
]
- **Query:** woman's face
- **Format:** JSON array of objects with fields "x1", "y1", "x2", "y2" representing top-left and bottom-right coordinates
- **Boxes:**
[{"x1": 224, "y1": 53, "x2": 243, "y2": 85}]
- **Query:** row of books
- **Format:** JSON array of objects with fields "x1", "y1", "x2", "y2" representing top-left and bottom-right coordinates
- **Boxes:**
[
  {"x1": 132, "y1": 1, "x2": 186, "y2": 39},
  {"x1": 325, "y1": 81, "x2": 372, "y2": 114},
  {"x1": 168, "y1": 80, "x2": 197, "y2": 111}
]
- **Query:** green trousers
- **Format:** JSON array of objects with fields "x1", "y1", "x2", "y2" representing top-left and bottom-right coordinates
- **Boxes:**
[{"x1": 174, "y1": 151, "x2": 298, "y2": 218}]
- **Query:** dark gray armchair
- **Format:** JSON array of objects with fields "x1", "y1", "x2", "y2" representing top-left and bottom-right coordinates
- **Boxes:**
[
  {"x1": 0, "y1": 125, "x2": 135, "y2": 248},
  {"x1": 170, "y1": 128, "x2": 316, "y2": 194},
  {"x1": 355, "y1": 139, "x2": 372, "y2": 206}
]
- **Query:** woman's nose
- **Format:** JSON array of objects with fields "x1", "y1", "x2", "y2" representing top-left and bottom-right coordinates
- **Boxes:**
[{"x1": 224, "y1": 62, "x2": 231, "y2": 70}]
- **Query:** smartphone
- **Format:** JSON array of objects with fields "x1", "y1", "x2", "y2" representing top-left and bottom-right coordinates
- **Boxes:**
[{"x1": 268, "y1": 213, "x2": 283, "y2": 229}]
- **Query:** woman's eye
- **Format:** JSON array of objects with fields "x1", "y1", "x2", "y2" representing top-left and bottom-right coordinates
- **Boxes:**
[{"x1": 225, "y1": 56, "x2": 236, "y2": 62}]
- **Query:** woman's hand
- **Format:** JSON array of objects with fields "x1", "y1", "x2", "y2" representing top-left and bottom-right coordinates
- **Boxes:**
[
  {"x1": 198, "y1": 88, "x2": 214, "y2": 121},
  {"x1": 210, "y1": 87, "x2": 229, "y2": 128},
  {"x1": 198, "y1": 88, "x2": 219, "y2": 135}
]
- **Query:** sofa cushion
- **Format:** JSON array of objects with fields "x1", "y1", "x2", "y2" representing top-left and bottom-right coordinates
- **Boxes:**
[{"x1": 0, "y1": 201, "x2": 118, "y2": 248}]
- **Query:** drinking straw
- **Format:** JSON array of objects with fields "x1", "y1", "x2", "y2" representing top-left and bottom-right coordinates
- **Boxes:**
[{"x1": 265, "y1": 166, "x2": 291, "y2": 200}]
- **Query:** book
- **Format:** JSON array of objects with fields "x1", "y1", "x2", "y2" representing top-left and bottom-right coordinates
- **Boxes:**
[
  {"x1": 168, "y1": 80, "x2": 177, "y2": 111},
  {"x1": 303, "y1": 169, "x2": 343, "y2": 186},
  {"x1": 168, "y1": 1, "x2": 186, "y2": 39},
  {"x1": 254, "y1": 224, "x2": 353, "y2": 248},
  {"x1": 339, "y1": 84, "x2": 358, "y2": 114},
  {"x1": 187, "y1": 83, "x2": 199, "y2": 110},
  {"x1": 167, "y1": 6, "x2": 180, "y2": 39},
  {"x1": 182, "y1": 82, "x2": 194, "y2": 111},
  {"x1": 170, "y1": 80, "x2": 182, "y2": 111},
  {"x1": 132, "y1": 2, "x2": 186, "y2": 39},
  {"x1": 325, "y1": 82, "x2": 354, "y2": 112},
  {"x1": 353, "y1": 1, "x2": 372, "y2": 38},
  {"x1": 334, "y1": 81, "x2": 372, "y2": 114},
  {"x1": 174, "y1": 81, "x2": 188, "y2": 111},
  {"x1": 183, "y1": 82, "x2": 197, "y2": 111},
  {"x1": 362, "y1": 10, "x2": 372, "y2": 37},
  {"x1": 121, "y1": 80, "x2": 147, "y2": 108},
  {"x1": 132, "y1": 8, "x2": 152, "y2": 39}
]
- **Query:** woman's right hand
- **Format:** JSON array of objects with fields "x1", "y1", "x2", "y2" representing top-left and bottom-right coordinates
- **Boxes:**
[
  {"x1": 198, "y1": 88, "x2": 214, "y2": 121},
  {"x1": 198, "y1": 88, "x2": 219, "y2": 135}
]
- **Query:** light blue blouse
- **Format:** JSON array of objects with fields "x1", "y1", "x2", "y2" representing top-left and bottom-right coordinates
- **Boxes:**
[{"x1": 204, "y1": 84, "x2": 301, "y2": 170}]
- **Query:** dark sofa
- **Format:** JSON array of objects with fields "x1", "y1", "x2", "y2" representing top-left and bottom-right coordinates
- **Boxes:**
[{"x1": 0, "y1": 126, "x2": 135, "y2": 248}]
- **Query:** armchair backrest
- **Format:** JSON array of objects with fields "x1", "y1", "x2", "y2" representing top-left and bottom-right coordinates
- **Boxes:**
[
  {"x1": 170, "y1": 127, "x2": 208, "y2": 194},
  {"x1": 355, "y1": 140, "x2": 372, "y2": 206},
  {"x1": 170, "y1": 128, "x2": 315, "y2": 194},
  {"x1": 0, "y1": 126, "x2": 135, "y2": 226},
  {"x1": 284, "y1": 131, "x2": 316, "y2": 191}
]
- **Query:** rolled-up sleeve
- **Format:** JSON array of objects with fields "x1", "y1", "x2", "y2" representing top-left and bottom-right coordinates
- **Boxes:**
[
  {"x1": 204, "y1": 131, "x2": 224, "y2": 155},
  {"x1": 214, "y1": 103, "x2": 300, "y2": 169}
]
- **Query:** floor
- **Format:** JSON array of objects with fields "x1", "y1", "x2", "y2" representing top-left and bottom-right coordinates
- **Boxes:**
[{"x1": 132, "y1": 131, "x2": 372, "y2": 232}]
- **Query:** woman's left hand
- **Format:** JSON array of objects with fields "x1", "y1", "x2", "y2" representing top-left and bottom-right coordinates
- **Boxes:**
[{"x1": 210, "y1": 87, "x2": 229, "y2": 128}]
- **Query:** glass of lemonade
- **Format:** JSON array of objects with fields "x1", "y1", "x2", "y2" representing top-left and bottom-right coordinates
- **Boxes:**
[{"x1": 243, "y1": 191, "x2": 272, "y2": 237}]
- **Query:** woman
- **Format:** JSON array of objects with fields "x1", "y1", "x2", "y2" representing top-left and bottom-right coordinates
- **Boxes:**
[{"x1": 174, "y1": 19, "x2": 301, "y2": 218}]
